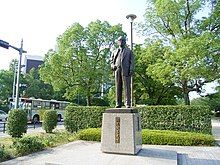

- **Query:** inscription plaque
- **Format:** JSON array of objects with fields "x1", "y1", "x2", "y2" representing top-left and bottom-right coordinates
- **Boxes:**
[{"x1": 115, "y1": 117, "x2": 120, "y2": 143}]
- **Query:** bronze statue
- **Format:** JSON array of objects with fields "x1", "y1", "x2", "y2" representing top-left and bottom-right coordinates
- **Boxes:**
[{"x1": 110, "y1": 36, "x2": 134, "y2": 108}]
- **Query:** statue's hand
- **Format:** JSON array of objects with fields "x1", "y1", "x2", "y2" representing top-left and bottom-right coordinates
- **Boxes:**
[
  {"x1": 111, "y1": 64, "x2": 117, "y2": 71},
  {"x1": 129, "y1": 70, "x2": 133, "y2": 76}
]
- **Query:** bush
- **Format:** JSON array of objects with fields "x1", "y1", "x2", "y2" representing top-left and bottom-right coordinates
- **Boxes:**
[
  {"x1": 13, "y1": 136, "x2": 45, "y2": 156},
  {"x1": 64, "y1": 105, "x2": 212, "y2": 134},
  {"x1": 43, "y1": 110, "x2": 57, "y2": 133},
  {"x1": 0, "y1": 145, "x2": 11, "y2": 162},
  {"x1": 76, "y1": 128, "x2": 101, "y2": 141},
  {"x1": 139, "y1": 105, "x2": 212, "y2": 134},
  {"x1": 76, "y1": 128, "x2": 215, "y2": 146},
  {"x1": 38, "y1": 109, "x2": 47, "y2": 121},
  {"x1": 142, "y1": 129, "x2": 215, "y2": 146},
  {"x1": 40, "y1": 131, "x2": 76, "y2": 147},
  {"x1": 64, "y1": 106, "x2": 106, "y2": 133},
  {"x1": 7, "y1": 109, "x2": 28, "y2": 138}
]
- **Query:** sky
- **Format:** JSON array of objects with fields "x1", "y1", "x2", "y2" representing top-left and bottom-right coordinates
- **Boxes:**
[
  {"x1": 0, "y1": 0, "x2": 217, "y2": 99},
  {"x1": 0, "y1": 0, "x2": 146, "y2": 70}
]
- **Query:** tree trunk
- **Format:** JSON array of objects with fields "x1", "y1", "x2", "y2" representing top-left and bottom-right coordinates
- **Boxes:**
[
  {"x1": 182, "y1": 80, "x2": 190, "y2": 105},
  {"x1": 183, "y1": 92, "x2": 190, "y2": 105},
  {"x1": 86, "y1": 91, "x2": 91, "y2": 106}
]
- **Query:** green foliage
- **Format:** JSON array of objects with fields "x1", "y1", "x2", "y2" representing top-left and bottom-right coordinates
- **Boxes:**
[
  {"x1": 139, "y1": 1, "x2": 220, "y2": 105},
  {"x1": 91, "y1": 97, "x2": 109, "y2": 106},
  {"x1": 64, "y1": 105, "x2": 211, "y2": 134},
  {"x1": 0, "y1": 69, "x2": 14, "y2": 102},
  {"x1": 42, "y1": 110, "x2": 57, "y2": 133},
  {"x1": 76, "y1": 128, "x2": 101, "y2": 142},
  {"x1": 139, "y1": 105, "x2": 212, "y2": 134},
  {"x1": 38, "y1": 109, "x2": 46, "y2": 121},
  {"x1": 0, "y1": 145, "x2": 11, "y2": 162},
  {"x1": 75, "y1": 128, "x2": 215, "y2": 146},
  {"x1": 0, "y1": 130, "x2": 77, "y2": 162},
  {"x1": 64, "y1": 106, "x2": 106, "y2": 133},
  {"x1": 39, "y1": 20, "x2": 126, "y2": 105},
  {"x1": 134, "y1": 44, "x2": 182, "y2": 105},
  {"x1": 39, "y1": 131, "x2": 75, "y2": 147},
  {"x1": 7, "y1": 109, "x2": 28, "y2": 138},
  {"x1": 13, "y1": 136, "x2": 45, "y2": 156},
  {"x1": 142, "y1": 129, "x2": 215, "y2": 146},
  {"x1": 24, "y1": 68, "x2": 56, "y2": 99}
]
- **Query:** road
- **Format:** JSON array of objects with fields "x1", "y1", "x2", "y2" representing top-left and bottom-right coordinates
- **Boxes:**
[{"x1": 0, "y1": 122, "x2": 64, "y2": 138}]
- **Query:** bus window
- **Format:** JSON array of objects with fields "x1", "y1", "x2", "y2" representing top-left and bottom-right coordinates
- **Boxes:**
[{"x1": 33, "y1": 101, "x2": 42, "y2": 109}]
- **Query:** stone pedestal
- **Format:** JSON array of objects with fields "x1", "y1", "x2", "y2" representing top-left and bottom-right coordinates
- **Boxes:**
[{"x1": 101, "y1": 108, "x2": 142, "y2": 155}]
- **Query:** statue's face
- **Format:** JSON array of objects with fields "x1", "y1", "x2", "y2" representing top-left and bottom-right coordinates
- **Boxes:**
[{"x1": 118, "y1": 39, "x2": 126, "y2": 48}]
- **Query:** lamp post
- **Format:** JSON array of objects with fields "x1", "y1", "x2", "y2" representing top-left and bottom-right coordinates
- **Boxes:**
[
  {"x1": 126, "y1": 14, "x2": 137, "y2": 107},
  {"x1": 0, "y1": 39, "x2": 27, "y2": 109}
]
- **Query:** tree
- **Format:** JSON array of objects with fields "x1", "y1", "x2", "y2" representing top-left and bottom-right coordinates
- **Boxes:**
[
  {"x1": 139, "y1": 0, "x2": 220, "y2": 105},
  {"x1": 24, "y1": 68, "x2": 56, "y2": 100},
  {"x1": 0, "y1": 59, "x2": 19, "y2": 101},
  {"x1": 40, "y1": 20, "x2": 125, "y2": 105},
  {"x1": 134, "y1": 44, "x2": 182, "y2": 105}
]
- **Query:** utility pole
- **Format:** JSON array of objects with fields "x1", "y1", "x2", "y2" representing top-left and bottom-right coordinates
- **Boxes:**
[{"x1": 0, "y1": 39, "x2": 27, "y2": 109}]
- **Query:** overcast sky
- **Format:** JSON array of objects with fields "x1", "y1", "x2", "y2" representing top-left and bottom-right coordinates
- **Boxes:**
[{"x1": 0, "y1": 0, "x2": 146, "y2": 70}]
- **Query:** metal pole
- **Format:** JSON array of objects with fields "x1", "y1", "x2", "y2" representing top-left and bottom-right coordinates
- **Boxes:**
[
  {"x1": 130, "y1": 21, "x2": 133, "y2": 107},
  {"x1": 126, "y1": 14, "x2": 136, "y2": 107},
  {"x1": 15, "y1": 39, "x2": 24, "y2": 109},
  {"x1": 12, "y1": 61, "x2": 17, "y2": 101}
]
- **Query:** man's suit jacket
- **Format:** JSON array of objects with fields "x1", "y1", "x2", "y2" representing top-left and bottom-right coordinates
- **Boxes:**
[{"x1": 111, "y1": 47, "x2": 134, "y2": 77}]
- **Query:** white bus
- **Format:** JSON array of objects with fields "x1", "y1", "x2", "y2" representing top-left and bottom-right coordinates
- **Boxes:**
[{"x1": 9, "y1": 97, "x2": 69, "y2": 123}]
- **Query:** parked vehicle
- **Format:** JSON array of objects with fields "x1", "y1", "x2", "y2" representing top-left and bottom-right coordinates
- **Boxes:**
[
  {"x1": 0, "y1": 110, "x2": 8, "y2": 121},
  {"x1": 9, "y1": 97, "x2": 69, "y2": 123}
]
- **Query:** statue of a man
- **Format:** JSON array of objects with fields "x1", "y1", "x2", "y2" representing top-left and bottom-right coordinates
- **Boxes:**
[{"x1": 110, "y1": 36, "x2": 134, "y2": 108}]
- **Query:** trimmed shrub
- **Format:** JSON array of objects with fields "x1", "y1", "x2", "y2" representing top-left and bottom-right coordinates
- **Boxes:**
[
  {"x1": 7, "y1": 109, "x2": 28, "y2": 138},
  {"x1": 64, "y1": 105, "x2": 212, "y2": 134},
  {"x1": 76, "y1": 128, "x2": 215, "y2": 146},
  {"x1": 13, "y1": 136, "x2": 45, "y2": 156},
  {"x1": 64, "y1": 106, "x2": 106, "y2": 133},
  {"x1": 76, "y1": 128, "x2": 101, "y2": 141},
  {"x1": 139, "y1": 105, "x2": 212, "y2": 134},
  {"x1": 142, "y1": 129, "x2": 215, "y2": 146},
  {"x1": 0, "y1": 145, "x2": 11, "y2": 162},
  {"x1": 43, "y1": 110, "x2": 57, "y2": 133},
  {"x1": 38, "y1": 109, "x2": 47, "y2": 121}
]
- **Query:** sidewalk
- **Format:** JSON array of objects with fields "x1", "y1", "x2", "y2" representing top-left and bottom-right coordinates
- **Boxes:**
[
  {"x1": 1, "y1": 141, "x2": 220, "y2": 165},
  {"x1": 212, "y1": 117, "x2": 220, "y2": 146}
]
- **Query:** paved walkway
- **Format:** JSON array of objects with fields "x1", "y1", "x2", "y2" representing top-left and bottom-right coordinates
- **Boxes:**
[
  {"x1": 212, "y1": 117, "x2": 220, "y2": 146},
  {"x1": 0, "y1": 118, "x2": 220, "y2": 165}
]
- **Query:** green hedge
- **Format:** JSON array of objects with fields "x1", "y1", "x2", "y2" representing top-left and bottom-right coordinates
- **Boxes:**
[
  {"x1": 139, "y1": 105, "x2": 212, "y2": 134},
  {"x1": 43, "y1": 110, "x2": 57, "y2": 133},
  {"x1": 64, "y1": 105, "x2": 212, "y2": 134},
  {"x1": 142, "y1": 129, "x2": 214, "y2": 146},
  {"x1": 64, "y1": 106, "x2": 106, "y2": 132},
  {"x1": 76, "y1": 128, "x2": 215, "y2": 146},
  {"x1": 7, "y1": 109, "x2": 28, "y2": 138},
  {"x1": 77, "y1": 128, "x2": 101, "y2": 141}
]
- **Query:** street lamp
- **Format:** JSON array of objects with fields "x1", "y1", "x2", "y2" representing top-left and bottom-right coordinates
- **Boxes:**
[
  {"x1": 0, "y1": 39, "x2": 27, "y2": 109},
  {"x1": 126, "y1": 14, "x2": 137, "y2": 107}
]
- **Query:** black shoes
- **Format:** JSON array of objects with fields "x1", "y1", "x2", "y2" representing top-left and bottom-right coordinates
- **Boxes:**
[
  {"x1": 115, "y1": 105, "x2": 131, "y2": 108},
  {"x1": 115, "y1": 105, "x2": 122, "y2": 108}
]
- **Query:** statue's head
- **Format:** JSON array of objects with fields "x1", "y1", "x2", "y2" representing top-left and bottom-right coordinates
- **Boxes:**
[{"x1": 117, "y1": 36, "x2": 126, "y2": 48}]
